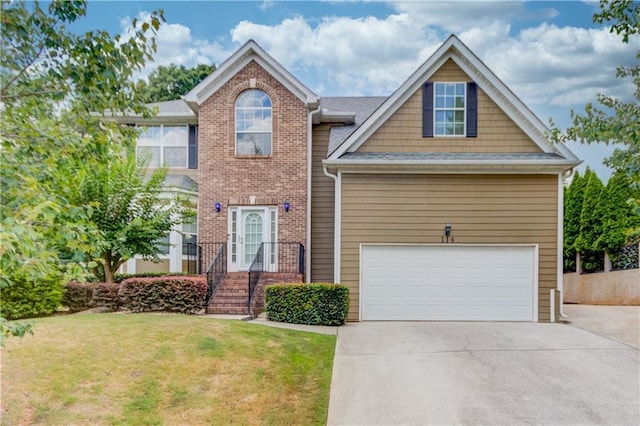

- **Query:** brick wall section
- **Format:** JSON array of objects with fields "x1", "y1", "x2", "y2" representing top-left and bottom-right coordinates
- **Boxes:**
[{"x1": 197, "y1": 60, "x2": 308, "y2": 247}]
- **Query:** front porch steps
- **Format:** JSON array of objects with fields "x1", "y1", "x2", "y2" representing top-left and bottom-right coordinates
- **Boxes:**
[
  {"x1": 206, "y1": 272, "x2": 249, "y2": 315},
  {"x1": 205, "y1": 272, "x2": 304, "y2": 316}
]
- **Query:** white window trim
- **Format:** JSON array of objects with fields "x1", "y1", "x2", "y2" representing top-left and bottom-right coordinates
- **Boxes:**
[
  {"x1": 433, "y1": 82, "x2": 466, "y2": 137},
  {"x1": 234, "y1": 90, "x2": 273, "y2": 156},
  {"x1": 136, "y1": 124, "x2": 189, "y2": 168}
]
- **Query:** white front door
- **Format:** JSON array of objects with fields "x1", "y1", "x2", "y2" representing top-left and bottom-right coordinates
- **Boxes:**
[
  {"x1": 229, "y1": 207, "x2": 277, "y2": 271},
  {"x1": 240, "y1": 210, "x2": 264, "y2": 269}
]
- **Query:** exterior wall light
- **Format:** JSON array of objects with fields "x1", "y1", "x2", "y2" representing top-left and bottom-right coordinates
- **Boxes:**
[
  {"x1": 442, "y1": 223, "x2": 454, "y2": 243},
  {"x1": 284, "y1": 201, "x2": 290, "y2": 212},
  {"x1": 214, "y1": 202, "x2": 221, "y2": 213}
]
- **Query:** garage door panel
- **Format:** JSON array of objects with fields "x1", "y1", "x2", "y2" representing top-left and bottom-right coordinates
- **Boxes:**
[{"x1": 361, "y1": 245, "x2": 535, "y2": 321}]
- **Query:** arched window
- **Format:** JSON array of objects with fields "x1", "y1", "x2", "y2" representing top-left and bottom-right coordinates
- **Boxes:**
[{"x1": 235, "y1": 89, "x2": 272, "y2": 156}]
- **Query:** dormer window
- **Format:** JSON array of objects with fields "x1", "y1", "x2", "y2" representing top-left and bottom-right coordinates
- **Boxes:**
[{"x1": 235, "y1": 89, "x2": 272, "y2": 156}]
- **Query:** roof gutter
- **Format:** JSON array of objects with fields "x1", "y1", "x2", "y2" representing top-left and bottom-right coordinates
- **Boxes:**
[{"x1": 322, "y1": 159, "x2": 582, "y2": 174}]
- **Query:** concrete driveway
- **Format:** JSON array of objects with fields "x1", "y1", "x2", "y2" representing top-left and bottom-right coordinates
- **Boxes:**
[
  {"x1": 327, "y1": 321, "x2": 639, "y2": 425},
  {"x1": 562, "y1": 304, "x2": 640, "y2": 349}
]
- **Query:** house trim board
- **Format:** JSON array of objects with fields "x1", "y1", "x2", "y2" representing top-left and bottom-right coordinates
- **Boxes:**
[{"x1": 307, "y1": 107, "x2": 321, "y2": 283}]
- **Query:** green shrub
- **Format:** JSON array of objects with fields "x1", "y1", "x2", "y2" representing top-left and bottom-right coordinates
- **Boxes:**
[
  {"x1": 265, "y1": 283, "x2": 349, "y2": 326},
  {"x1": 0, "y1": 274, "x2": 64, "y2": 320},
  {"x1": 119, "y1": 276, "x2": 207, "y2": 314},
  {"x1": 114, "y1": 272, "x2": 190, "y2": 283},
  {"x1": 92, "y1": 283, "x2": 121, "y2": 311},
  {"x1": 62, "y1": 282, "x2": 95, "y2": 312}
]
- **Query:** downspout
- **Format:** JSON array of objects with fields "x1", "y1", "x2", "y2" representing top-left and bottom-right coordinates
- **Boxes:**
[
  {"x1": 307, "y1": 105, "x2": 321, "y2": 283},
  {"x1": 558, "y1": 168, "x2": 575, "y2": 320},
  {"x1": 323, "y1": 164, "x2": 339, "y2": 283}
]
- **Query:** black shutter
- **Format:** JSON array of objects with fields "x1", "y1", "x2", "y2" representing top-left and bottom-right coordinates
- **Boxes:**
[
  {"x1": 188, "y1": 125, "x2": 198, "y2": 169},
  {"x1": 466, "y1": 82, "x2": 478, "y2": 138},
  {"x1": 422, "y1": 82, "x2": 433, "y2": 138}
]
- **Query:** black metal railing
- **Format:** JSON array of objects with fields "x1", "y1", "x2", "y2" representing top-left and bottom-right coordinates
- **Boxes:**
[
  {"x1": 248, "y1": 243, "x2": 264, "y2": 307},
  {"x1": 183, "y1": 243, "x2": 199, "y2": 274},
  {"x1": 197, "y1": 242, "x2": 226, "y2": 275},
  {"x1": 205, "y1": 243, "x2": 226, "y2": 306},
  {"x1": 247, "y1": 242, "x2": 305, "y2": 308}
]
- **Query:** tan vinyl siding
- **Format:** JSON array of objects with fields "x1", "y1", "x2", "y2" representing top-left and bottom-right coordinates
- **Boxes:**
[
  {"x1": 358, "y1": 59, "x2": 542, "y2": 153},
  {"x1": 340, "y1": 174, "x2": 558, "y2": 322},
  {"x1": 135, "y1": 259, "x2": 170, "y2": 273},
  {"x1": 310, "y1": 123, "x2": 335, "y2": 282}
]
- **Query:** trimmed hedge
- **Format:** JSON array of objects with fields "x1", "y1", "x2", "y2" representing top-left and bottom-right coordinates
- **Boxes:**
[
  {"x1": 265, "y1": 283, "x2": 349, "y2": 326},
  {"x1": 92, "y1": 283, "x2": 121, "y2": 311},
  {"x1": 62, "y1": 282, "x2": 95, "y2": 312},
  {"x1": 114, "y1": 272, "x2": 191, "y2": 283},
  {"x1": 1, "y1": 275, "x2": 64, "y2": 320},
  {"x1": 118, "y1": 276, "x2": 207, "y2": 314}
]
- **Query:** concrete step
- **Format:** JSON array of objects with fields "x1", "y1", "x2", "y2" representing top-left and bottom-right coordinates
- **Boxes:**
[{"x1": 206, "y1": 306, "x2": 249, "y2": 315}]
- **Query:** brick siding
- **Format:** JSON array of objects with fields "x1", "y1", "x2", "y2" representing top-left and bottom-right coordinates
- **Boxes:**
[{"x1": 197, "y1": 60, "x2": 308, "y2": 247}]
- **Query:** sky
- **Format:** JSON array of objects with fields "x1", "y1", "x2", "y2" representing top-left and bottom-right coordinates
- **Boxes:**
[{"x1": 75, "y1": 0, "x2": 640, "y2": 180}]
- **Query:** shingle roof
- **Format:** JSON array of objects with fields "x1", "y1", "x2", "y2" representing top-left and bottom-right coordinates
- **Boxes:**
[
  {"x1": 148, "y1": 99, "x2": 195, "y2": 117},
  {"x1": 320, "y1": 97, "x2": 387, "y2": 156},
  {"x1": 164, "y1": 174, "x2": 198, "y2": 192}
]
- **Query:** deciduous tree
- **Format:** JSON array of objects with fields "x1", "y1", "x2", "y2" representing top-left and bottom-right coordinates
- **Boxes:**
[
  {"x1": 136, "y1": 63, "x2": 214, "y2": 103},
  {"x1": 1, "y1": 0, "x2": 165, "y2": 324},
  {"x1": 551, "y1": 0, "x2": 639, "y2": 232}
]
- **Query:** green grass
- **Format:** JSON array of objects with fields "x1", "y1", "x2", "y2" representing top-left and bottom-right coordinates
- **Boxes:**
[{"x1": 1, "y1": 313, "x2": 336, "y2": 425}]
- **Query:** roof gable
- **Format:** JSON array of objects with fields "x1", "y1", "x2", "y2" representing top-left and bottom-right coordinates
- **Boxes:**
[
  {"x1": 356, "y1": 59, "x2": 543, "y2": 154},
  {"x1": 327, "y1": 35, "x2": 578, "y2": 163},
  {"x1": 183, "y1": 40, "x2": 318, "y2": 108}
]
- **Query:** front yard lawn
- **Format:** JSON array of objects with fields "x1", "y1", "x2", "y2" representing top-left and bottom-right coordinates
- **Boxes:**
[{"x1": 1, "y1": 314, "x2": 336, "y2": 425}]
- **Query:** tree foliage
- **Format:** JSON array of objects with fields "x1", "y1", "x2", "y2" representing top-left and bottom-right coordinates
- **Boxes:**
[
  {"x1": 563, "y1": 171, "x2": 585, "y2": 271},
  {"x1": 574, "y1": 169, "x2": 605, "y2": 272},
  {"x1": 551, "y1": 0, "x2": 639, "y2": 211},
  {"x1": 136, "y1": 63, "x2": 215, "y2": 103},
  {"x1": 594, "y1": 171, "x2": 640, "y2": 254},
  {"x1": 0, "y1": 0, "x2": 168, "y2": 327},
  {"x1": 564, "y1": 168, "x2": 639, "y2": 272},
  {"x1": 77, "y1": 154, "x2": 192, "y2": 283}
]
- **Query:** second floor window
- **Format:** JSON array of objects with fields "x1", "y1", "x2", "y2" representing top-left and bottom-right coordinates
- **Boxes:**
[
  {"x1": 434, "y1": 83, "x2": 466, "y2": 136},
  {"x1": 137, "y1": 125, "x2": 189, "y2": 168},
  {"x1": 235, "y1": 89, "x2": 272, "y2": 156}
]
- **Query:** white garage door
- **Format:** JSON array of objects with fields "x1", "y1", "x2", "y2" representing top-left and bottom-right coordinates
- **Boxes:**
[{"x1": 361, "y1": 245, "x2": 536, "y2": 321}]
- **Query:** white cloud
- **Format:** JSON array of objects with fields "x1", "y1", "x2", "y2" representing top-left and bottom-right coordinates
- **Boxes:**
[
  {"x1": 473, "y1": 24, "x2": 638, "y2": 107},
  {"x1": 230, "y1": 13, "x2": 442, "y2": 95},
  {"x1": 119, "y1": 12, "x2": 231, "y2": 80},
  {"x1": 388, "y1": 0, "x2": 558, "y2": 33},
  {"x1": 260, "y1": 0, "x2": 277, "y2": 12}
]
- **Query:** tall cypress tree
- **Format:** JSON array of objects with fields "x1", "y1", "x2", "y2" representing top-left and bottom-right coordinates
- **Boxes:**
[
  {"x1": 575, "y1": 169, "x2": 605, "y2": 272},
  {"x1": 563, "y1": 171, "x2": 585, "y2": 272},
  {"x1": 595, "y1": 171, "x2": 640, "y2": 266}
]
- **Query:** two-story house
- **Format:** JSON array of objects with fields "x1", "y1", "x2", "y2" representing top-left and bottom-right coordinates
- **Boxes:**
[{"x1": 119, "y1": 35, "x2": 580, "y2": 322}]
